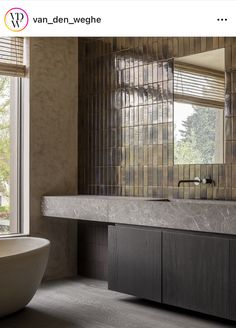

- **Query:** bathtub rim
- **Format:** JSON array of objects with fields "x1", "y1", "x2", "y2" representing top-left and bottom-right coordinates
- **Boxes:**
[
  {"x1": 0, "y1": 236, "x2": 50, "y2": 260},
  {"x1": 0, "y1": 233, "x2": 29, "y2": 239}
]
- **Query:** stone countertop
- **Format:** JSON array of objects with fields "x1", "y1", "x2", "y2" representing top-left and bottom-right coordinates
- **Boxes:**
[{"x1": 41, "y1": 195, "x2": 236, "y2": 235}]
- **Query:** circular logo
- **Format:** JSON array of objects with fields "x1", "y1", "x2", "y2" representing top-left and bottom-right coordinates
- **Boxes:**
[{"x1": 4, "y1": 8, "x2": 29, "y2": 32}]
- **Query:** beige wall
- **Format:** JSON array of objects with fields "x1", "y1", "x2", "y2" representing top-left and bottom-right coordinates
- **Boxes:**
[{"x1": 30, "y1": 38, "x2": 78, "y2": 279}]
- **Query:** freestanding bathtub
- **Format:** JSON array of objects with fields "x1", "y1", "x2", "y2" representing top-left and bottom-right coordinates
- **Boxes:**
[{"x1": 0, "y1": 237, "x2": 50, "y2": 317}]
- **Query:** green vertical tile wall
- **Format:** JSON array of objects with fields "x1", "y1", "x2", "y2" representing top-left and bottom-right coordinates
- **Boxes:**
[{"x1": 78, "y1": 37, "x2": 236, "y2": 200}]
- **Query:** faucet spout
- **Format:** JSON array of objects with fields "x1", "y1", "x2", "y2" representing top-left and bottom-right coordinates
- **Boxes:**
[
  {"x1": 178, "y1": 176, "x2": 214, "y2": 187},
  {"x1": 178, "y1": 177, "x2": 201, "y2": 187}
]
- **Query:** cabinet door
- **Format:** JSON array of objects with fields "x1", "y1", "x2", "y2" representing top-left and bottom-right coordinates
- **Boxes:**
[
  {"x1": 108, "y1": 225, "x2": 162, "y2": 302},
  {"x1": 229, "y1": 239, "x2": 236, "y2": 321},
  {"x1": 163, "y1": 231, "x2": 229, "y2": 319}
]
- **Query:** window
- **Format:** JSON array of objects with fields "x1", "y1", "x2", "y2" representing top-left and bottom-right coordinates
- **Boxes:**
[
  {"x1": 0, "y1": 38, "x2": 26, "y2": 235},
  {"x1": 174, "y1": 61, "x2": 224, "y2": 164}
]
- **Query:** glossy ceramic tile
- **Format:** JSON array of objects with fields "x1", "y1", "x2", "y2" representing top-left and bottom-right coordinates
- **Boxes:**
[{"x1": 78, "y1": 37, "x2": 236, "y2": 200}]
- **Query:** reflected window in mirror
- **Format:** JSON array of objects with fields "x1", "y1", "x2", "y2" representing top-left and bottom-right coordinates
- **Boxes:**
[{"x1": 174, "y1": 49, "x2": 225, "y2": 164}]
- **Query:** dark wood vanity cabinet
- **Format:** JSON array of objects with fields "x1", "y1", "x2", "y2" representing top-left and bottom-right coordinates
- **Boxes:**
[
  {"x1": 108, "y1": 225, "x2": 162, "y2": 302},
  {"x1": 108, "y1": 224, "x2": 236, "y2": 321},
  {"x1": 229, "y1": 239, "x2": 236, "y2": 321},
  {"x1": 162, "y1": 231, "x2": 229, "y2": 318}
]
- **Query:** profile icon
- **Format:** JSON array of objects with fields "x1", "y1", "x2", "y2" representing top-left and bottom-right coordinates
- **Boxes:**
[{"x1": 5, "y1": 8, "x2": 29, "y2": 32}]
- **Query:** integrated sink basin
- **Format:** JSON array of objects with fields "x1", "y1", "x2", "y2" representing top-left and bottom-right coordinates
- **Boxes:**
[{"x1": 145, "y1": 199, "x2": 170, "y2": 202}]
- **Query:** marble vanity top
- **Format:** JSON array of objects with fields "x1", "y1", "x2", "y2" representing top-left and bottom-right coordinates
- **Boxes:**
[{"x1": 42, "y1": 195, "x2": 236, "y2": 235}]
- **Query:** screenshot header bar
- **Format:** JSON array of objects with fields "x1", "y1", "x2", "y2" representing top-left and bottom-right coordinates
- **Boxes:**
[{"x1": 0, "y1": 1, "x2": 236, "y2": 36}]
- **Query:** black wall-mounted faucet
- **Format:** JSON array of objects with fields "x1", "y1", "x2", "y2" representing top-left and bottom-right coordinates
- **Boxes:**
[{"x1": 178, "y1": 176, "x2": 214, "y2": 187}]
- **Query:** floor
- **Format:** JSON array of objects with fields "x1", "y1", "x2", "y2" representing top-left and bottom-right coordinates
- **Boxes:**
[{"x1": 1, "y1": 278, "x2": 235, "y2": 328}]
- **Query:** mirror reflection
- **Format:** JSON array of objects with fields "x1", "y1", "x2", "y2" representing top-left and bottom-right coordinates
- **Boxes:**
[{"x1": 174, "y1": 48, "x2": 225, "y2": 164}]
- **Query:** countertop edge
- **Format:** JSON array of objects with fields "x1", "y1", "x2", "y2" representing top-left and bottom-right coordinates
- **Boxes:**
[{"x1": 41, "y1": 195, "x2": 236, "y2": 236}]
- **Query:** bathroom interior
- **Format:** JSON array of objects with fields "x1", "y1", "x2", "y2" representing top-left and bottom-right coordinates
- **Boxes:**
[{"x1": 1, "y1": 36, "x2": 236, "y2": 327}]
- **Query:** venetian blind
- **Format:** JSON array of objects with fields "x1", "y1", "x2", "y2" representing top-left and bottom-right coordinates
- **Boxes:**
[
  {"x1": 0, "y1": 37, "x2": 25, "y2": 77},
  {"x1": 174, "y1": 62, "x2": 224, "y2": 109}
]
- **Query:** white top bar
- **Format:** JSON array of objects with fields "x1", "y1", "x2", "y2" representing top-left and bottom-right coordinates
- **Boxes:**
[{"x1": 0, "y1": 1, "x2": 235, "y2": 36}]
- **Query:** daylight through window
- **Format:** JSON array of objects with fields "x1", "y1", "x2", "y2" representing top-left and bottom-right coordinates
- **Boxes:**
[
  {"x1": 0, "y1": 38, "x2": 25, "y2": 235},
  {"x1": 174, "y1": 62, "x2": 224, "y2": 165}
]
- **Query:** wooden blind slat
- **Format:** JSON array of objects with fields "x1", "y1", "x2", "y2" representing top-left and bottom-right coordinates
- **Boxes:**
[
  {"x1": 174, "y1": 63, "x2": 225, "y2": 108},
  {"x1": 0, "y1": 37, "x2": 25, "y2": 77}
]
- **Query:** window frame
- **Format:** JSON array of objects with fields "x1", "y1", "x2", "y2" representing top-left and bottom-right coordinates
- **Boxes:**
[
  {"x1": 0, "y1": 37, "x2": 29, "y2": 238},
  {"x1": 0, "y1": 76, "x2": 29, "y2": 238}
]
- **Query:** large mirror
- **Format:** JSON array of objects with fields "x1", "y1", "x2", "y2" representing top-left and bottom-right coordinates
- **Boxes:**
[{"x1": 174, "y1": 48, "x2": 225, "y2": 164}]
